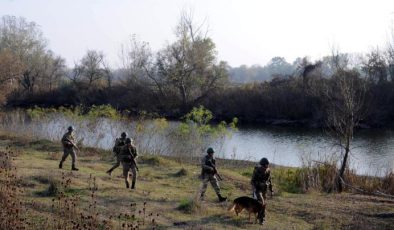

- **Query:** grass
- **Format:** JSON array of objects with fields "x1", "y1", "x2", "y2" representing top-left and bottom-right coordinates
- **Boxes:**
[{"x1": 0, "y1": 132, "x2": 393, "y2": 229}]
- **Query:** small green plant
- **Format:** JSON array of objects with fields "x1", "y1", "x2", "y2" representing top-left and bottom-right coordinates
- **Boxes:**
[{"x1": 177, "y1": 198, "x2": 200, "y2": 214}]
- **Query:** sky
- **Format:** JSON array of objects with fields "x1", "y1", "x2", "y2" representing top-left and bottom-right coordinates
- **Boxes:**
[{"x1": 1, "y1": 0, "x2": 394, "y2": 68}]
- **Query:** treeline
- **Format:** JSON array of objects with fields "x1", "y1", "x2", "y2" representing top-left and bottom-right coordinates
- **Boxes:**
[
  {"x1": 228, "y1": 56, "x2": 296, "y2": 83},
  {"x1": 1, "y1": 14, "x2": 394, "y2": 127}
]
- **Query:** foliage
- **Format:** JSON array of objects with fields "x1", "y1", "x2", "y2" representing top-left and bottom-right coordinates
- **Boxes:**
[
  {"x1": 170, "y1": 106, "x2": 237, "y2": 158},
  {"x1": 26, "y1": 104, "x2": 121, "y2": 120},
  {"x1": 86, "y1": 104, "x2": 120, "y2": 119},
  {"x1": 0, "y1": 15, "x2": 66, "y2": 94}
]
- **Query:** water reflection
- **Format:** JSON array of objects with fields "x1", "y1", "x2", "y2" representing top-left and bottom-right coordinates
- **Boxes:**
[{"x1": 1, "y1": 112, "x2": 393, "y2": 176}]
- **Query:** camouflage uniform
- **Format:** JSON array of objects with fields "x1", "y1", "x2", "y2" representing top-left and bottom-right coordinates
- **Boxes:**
[
  {"x1": 251, "y1": 165, "x2": 271, "y2": 204},
  {"x1": 199, "y1": 154, "x2": 225, "y2": 201},
  {"x1": 59, "y1": 131, "x2": 78, "y2": 170},
  {"x1": 119, "y1": 142, "x2": 138, "y2": 189},
  {"x1": 106, "y1": 137, "x2": 127, "y2": 175}
]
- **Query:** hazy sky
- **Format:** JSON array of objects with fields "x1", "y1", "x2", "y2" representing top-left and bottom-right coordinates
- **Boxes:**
[{"x1": 1, "y1": 0, "x2": 394, "y2": 67}]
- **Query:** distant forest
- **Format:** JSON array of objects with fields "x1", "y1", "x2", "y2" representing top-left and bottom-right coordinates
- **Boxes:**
[{"x1": 1, "y1": 14, "x2": 394, "y2": 127}]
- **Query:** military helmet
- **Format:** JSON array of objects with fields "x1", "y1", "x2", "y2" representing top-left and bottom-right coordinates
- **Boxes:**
[
  {"x1": 207, "y1": 147, "x2": 215, "y2": 154},
  {"x1": 125, "y1": 138, "x2": 133, "y2": 144},
  {"x1": 121, "y1": 132, "x2": 127, "y2": 138},
  {"x1": 68, "y1": 126, "x2": 75, "y2": 131},
  {"x1": 259, "y1": 157, "x2": 269, "y2": 166}
]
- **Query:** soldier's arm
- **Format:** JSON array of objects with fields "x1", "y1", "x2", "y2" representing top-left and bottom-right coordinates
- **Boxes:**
[
  {"x1": 61, "y1": 134, "x2": 73, "y2": 146},
  {"x1": 266, "y1": 168, "x2": 272, "y2": 183},
  {"x1": 266, "y1": 168, "x2": 273, "y2": 192},
  {"x1": 131, "y1": 145, "x2": 138, "y2": 159}
]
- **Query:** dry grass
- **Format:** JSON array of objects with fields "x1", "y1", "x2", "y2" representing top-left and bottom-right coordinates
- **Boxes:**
[{"x1": 0, "y1": 133, "x2": 393, "y2": 229}]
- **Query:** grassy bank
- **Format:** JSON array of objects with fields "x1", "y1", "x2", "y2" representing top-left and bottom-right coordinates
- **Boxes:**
[{"x1": 0, "y1": 131, "x2": 393, "y2": 229}]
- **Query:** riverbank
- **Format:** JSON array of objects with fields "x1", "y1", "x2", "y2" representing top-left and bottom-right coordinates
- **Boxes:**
[{"x1": 0, "y1": 131, "x2": 393, "y2": 229}]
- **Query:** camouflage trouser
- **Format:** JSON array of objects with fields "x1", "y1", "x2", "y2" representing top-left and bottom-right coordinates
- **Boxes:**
[
  {"x1": 200, "y1": 174, "x2": 221, "y2": 197},
  {"x1": 60, "y1": 148, "x2": 77, "y2": 167},
  {"x1": 107, "y1": 154, "x2": 121, "y2": 173},
  {"x1": 121, "y1": 161, "x2": 137, "y2": 187}
]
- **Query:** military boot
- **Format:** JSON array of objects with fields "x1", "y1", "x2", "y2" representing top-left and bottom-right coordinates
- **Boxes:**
[
  {"x1": 217, "y1": 194, "x2": 227, "y2": 202},
  {"x1": 58, "y1": 162, "x2": 63, "y2": 169},
  {"x1": 131, "y1": 182, "x2": 135, "y2": 189},
  {"x1": 71, "y1": 165, "x2": 79, "y2": 171}
]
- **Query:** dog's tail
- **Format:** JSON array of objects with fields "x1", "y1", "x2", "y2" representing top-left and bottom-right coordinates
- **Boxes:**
[{"x1": 227, "y1": 203, "x2": 236, "y2": 212}]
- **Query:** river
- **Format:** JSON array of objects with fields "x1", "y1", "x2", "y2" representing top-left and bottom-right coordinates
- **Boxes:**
[{"x1": 1, "y1": 112, "x2": 393, "y2": 176}]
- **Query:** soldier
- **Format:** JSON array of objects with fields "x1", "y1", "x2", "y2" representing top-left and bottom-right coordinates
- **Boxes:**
[
  {"x1": 119, "y1": 138, "x2": 138, "y2": 189},
  {"x1": 106, "y1": 132, "x2": 128, "y2": 175},
  {"x1": 199, "y1": 147, "x2": 227, "y2": 202},
  {"x1": 251, "y1": 158, "x2": 272, "y2": 205},
  {"x1": 59, "y1": 126, "x2": 79, "y2": 171}
]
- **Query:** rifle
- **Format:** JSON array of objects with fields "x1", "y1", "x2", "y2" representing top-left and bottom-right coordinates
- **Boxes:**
[
  {"x1": 268, "y1": 178, "x2": 273, "y2": 198},
  {"x1": 130, "y1": 156, "x2": 139, "y2": 172},
  {"x1": 213, "y1": 167, "x2": 223, "y2": 181},
  {"x1": 206, "y1": 160, "x2": 223, "y2": 181},
  {"x1": 65, "y1": 137, "x2": 79, "y2": 150}
]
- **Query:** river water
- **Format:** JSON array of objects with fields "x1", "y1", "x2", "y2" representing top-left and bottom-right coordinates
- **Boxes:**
[{"x1": 1, "y1": 112, "x2": 393, "y2": 176}]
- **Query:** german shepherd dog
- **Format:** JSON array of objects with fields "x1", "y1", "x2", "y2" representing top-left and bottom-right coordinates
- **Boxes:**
[{"x1": 228, "y1": 196, "x2": 266, "y2": 224}]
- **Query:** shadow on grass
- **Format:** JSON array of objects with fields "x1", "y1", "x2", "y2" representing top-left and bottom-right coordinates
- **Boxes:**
[
  {"x1": 29, "y1": 139, "x2": 61, "y2": 152},
  {"x1": 169, "y1": 214, "x2": 247, "y2": 229}
]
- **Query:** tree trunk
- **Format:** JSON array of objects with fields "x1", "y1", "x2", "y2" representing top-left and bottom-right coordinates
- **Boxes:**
[{"x1": 337, "y1": 137, "x2": 350, "y2": 193}]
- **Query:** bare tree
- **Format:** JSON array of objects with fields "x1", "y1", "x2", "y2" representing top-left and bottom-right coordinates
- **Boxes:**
[
  {"x1": 385, "y1": 25, "x2": 394, "y2": 81},
  {"x1": 323, "y1": 52, "x2": 369, "y2": 192},
  {"x1": 73, "y1": 50, "x2": 107, "y2": 88},
  {"x1": 45, "y1": 54, "x2": 66, "y2": 92},
  {"x1": 362, "y1": 48, "x2": 388, "y2": 83},
  {"x1": 120, "y1": 35, "x2": 168, "y2": 105}
]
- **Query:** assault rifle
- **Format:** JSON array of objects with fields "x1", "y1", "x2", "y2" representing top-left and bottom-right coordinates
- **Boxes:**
[
  {"x1": 65, "y1": 137, "x2": 79, "y2": 150},
  {"x1": 206, "y1": 160, "x2": 223, "y2": 181},
  {"x1": 268, "y1": 178, "x2": 273, "y2": 198},
  {"x1": 130, "y1": 156, "x2": 139, "y2": 172}
]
